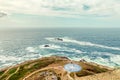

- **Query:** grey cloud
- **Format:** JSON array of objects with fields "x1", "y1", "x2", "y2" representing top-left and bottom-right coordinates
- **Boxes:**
[
  {"x1": 41, "y1": 5, "x2": 72, "y2": 12},
  {"x1": 82, "y1": 5, "x2": 91, "y2": 11},
  {"x1": 51, "y1": 7, "x2": 72, "y2": 11},
  {"x1": 0, "y1": 11, "x2": 7, "y2": 18}
]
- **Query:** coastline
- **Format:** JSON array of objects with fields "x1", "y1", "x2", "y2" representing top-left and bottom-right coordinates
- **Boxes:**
[
  {"x1": 0, "y1": 56, "x2": 114, "y2": 71},
  {"x1": 1, "y1": 56, "x2": 119, "y2": 80}
]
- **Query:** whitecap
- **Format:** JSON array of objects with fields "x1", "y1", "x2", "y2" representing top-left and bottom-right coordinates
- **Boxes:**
[
  {"x1": 46, "y1": 37, "x2": 120, "y2": 51},
  {"x1": 39, "y1": 44, "x2": 85, "y2": 54},
  {"x1": 0, "y1": 49, "x2": 4, "y2": 52},
  {"x1": 25, "y1": 47, "x2": 35, "y2": 52},
  {"x1": 84, "y1": 51, "x2": 120, "y2": 67},
  {"x1": 45, "y1": 37, "x2": 63, "y2": 42},
  {"x1": 110, "y1": 55, "x2": 120, "y2": 65},
  {"x1": 0, "y1": 63, "x2": 13, "y2": 68},
  {"x1": 67, "y1": 51, "x2": 120, "y2": 67},
  {"x1": 0, "y1": 55, "x2": 21, "y2": 63},
  {"x1": 91, "y1": 51, "x2": 115, "y2": 56}
]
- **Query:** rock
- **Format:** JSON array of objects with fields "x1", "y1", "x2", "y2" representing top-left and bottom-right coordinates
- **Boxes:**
[
  {"x1": 80, "y1": 59, "x2": 87, "y2": 62},
  {"x1": 44, "y1": 44, "x2": 50, "y2": 47},
  {"x1": 55, "y1": 38, "x2": 63, "y2": 41}
]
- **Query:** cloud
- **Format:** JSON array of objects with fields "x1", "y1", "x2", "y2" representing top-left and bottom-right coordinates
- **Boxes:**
[
  {"x1": 0, "y1": 11, "x2": 7, "y2": 17},
  {"x1": 82, "y1": 5, "x2": 90, "y2": 11},
  {"x1": 0, "y1": 0, "x2": 120, "y2": 17}
]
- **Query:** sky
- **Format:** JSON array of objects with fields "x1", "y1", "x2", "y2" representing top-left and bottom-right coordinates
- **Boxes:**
[{"x1": 0, "y1": 0, "x2": 120, "y2": 29}]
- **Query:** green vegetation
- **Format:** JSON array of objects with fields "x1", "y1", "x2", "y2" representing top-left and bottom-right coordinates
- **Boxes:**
[
  {"x1": 85, "y1": 64, "x2": 108, "y2": 73},
  {"x1": 0, "y1": 71, "x2": 5, "y2": 76},
  {"x1": 8, "y1": 68, "x2": 17, "y2": 74},
  {"x1": 0, "y1": 68, "x2": 17, "y2": 80},
  {"x1": 9, "y1": 58, "x2": 55, "y2": 80},
  {"x1": 76, "y1": 63, "x2": 109, "y2": 77},
  {"x1": 76, "y1": 70, "x2": 94, "y2": 77}
]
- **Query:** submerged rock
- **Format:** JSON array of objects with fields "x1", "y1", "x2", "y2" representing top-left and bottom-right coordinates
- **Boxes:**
[{"x1": 55, "y1": 38, "x2": 63, "y2": 41}]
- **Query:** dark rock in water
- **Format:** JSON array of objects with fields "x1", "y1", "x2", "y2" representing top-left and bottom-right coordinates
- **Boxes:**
[
  {"x1": 55, "y1": 38, "x2": 63, "y2": 41},
  {"x1": 44, "y1": 44, "x2": 50, "y2": 47}
]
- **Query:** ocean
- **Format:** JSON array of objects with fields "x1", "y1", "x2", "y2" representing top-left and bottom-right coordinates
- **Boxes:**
[{"x1": 0, "y1": 28, "x2": 120, "y2": 69}]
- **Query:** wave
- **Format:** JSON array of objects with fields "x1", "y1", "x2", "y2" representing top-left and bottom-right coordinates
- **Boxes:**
[
  {"x1": 25, "y1": 39, "x2": 120, "y2": 67},
  {"x1": 91, "y1": 54, "x2": 120, "y2": 67},
  {"x1": 70, "y1": 51, "x2": 120, "y2": 67},
  {"x1": 110, "y1": 55, "x2": 120, "y2": 66},
  {"x1": 25, "y1": 40, "x2": 85, "y2": 53},
  {"x1": 0, "y1": 63, "x2": 14, "y2": 69},
  {"x1": 0, "y1": 49, "x2": 4, "y2": 52},
  {"x1": 25, "y1": 44, "x2": 85, "y2": 61},
  {"x1": 39, "y1": 44, "x2": 85, "y2": 54},
  {"x1": 0, "y1": 55, "x2": 21, "y2": 63},
  {"x1": 25, "y1": 47, "x2": 36, "y2": 52},
  {"x1": 46, "y1": 37, "x2": 120, "y2": 51}
]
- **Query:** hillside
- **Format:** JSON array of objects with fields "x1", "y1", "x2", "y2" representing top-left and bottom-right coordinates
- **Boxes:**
[{"x1": 0, "y1": 56, "x2": 119, "y2": 80}]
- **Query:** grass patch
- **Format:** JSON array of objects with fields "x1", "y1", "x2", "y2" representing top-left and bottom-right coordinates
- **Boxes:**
[
  {"x1": 8, "y1": 68, "x2": 17, "y2": 74},
  {"x1": 0, "y1": 71, "x2": 5, "y2": 76},
  {"x1": 9, "y1": 59, "x2": 55, "y2": 80},
  {"x1": 76, "y1": 70, "x2": 94, "y2": 77},
  {"x1": 76, "y1": 63, "x2": 109, "y2": 77},
  {"x1": 0, "y1": 67, "x2": 17, "y2": 80},
  {"x1": 86, "y1": 64, "x2": 108, "y2": 73}
]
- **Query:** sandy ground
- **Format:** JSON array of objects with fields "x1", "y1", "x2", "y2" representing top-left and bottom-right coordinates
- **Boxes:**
[{"x1": 77, "y1": 69, "x2": 120, "y2": 80}]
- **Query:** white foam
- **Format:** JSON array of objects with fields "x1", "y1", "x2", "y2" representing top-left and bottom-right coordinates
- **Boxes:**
[
  {"x1": 0, "y1": 63, "x2": 14, "y2": 68},
  {"x1": 110, "y1": 55, "x2": 120, "y2": 65},
  {"x1": 25, "y1": 47, "x2": 35, "y2": 52},
  {"x1": 0, "y1": 55, "x2": 21, "y2": 63},
  {"x1": 90, "y1": 51, "x2": 120, "y2": 67},
  {"x1": 68, "y1": 51, "x2": 120, "y2": 67},
  {"x1": 45, "y1": 37, "x2": 63, "y2": 42},
  {"x1": 68, "y1": 48, "x2": 84, "y2": 53},
  {"x1": 46, "y1": 37, "x2": 120, "y2": 51},
  {"x1": 58, "y1": 47, "x2": 84, "y2": 54},
  {"x1": 0, "y1": 50, "x2": 4, "y2": 52},
  {"x1": 75, "y1": 55, "x2": 111, "y2": 67},
  {"x1": 39, "y1": 44, "x2": 85, "y2": 54},
  {"x1": 92, "y1": 51, "x2": 114, "y2": 56}
]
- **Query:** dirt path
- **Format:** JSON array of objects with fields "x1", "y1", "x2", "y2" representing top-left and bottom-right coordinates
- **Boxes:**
[
  {"x1": 23, "y1": 67, "x2": 54, "y2": 80},
  {"x1": 6, "y1": 67, "x2": 20, "y2": 80},
  {"x1": 23, "y1": 66, "x2": 68, "y2": 80},
  {"x1": 0, "y1": 66, "x2": 13, "y2": 79}
]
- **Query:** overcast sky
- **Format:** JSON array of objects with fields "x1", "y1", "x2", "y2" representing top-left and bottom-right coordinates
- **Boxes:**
[{"x1": 0, "y1": 0, "x2": 120, "y2": 29}]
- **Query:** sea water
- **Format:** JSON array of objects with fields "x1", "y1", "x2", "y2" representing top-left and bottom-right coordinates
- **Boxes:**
[{"x1": 0, "y1": 28, "x2": 120, "y2": 68}]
